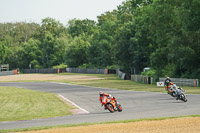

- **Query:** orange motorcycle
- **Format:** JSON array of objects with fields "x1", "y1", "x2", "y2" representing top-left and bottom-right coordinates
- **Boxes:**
[{"x1": 99, "y1": 95, "x2": 122, "y2": 113}]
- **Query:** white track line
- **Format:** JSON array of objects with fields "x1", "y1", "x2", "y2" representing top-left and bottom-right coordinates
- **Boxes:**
[{"x1": 58, "y1": 94, "x2": 90, "y2": 114}]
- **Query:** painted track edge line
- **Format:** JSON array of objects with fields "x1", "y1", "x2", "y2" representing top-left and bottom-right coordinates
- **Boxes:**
[{"x1": 58, "y1": 94, "x2": 90, "y2": 114}]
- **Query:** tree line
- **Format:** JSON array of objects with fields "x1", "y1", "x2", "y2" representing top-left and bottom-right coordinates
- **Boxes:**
[{"x1": 0, "y1": 0, "x2": 199, "y2": 80}]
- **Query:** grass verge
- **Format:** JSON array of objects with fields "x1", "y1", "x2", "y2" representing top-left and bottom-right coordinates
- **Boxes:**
[
  {"x1": 1, "y1": 115, "x2": 200, "y2": 133},
  {"x1": 0, "y1": 86, "x2": 75, "y2": 122},
  {"x1": 1, "y1": 73, "x2": 199, "y2": 94},
  {"x1": 58, "y1": 73, "x2": 200, "y2": 94}
]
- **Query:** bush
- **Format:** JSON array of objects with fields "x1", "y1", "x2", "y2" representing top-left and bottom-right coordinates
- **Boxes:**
[
  {"x1": 142, "y1": 69, "x2": 156, "y2": 77},
  {"x1": 106, "y1": 65, "x2": 119, "y2": 70},
  {"x1": 78, "y1": 63, "x2": 98, "y2": 69},
  {"x1": 52, "y1": 64, "x2": 67, "y2": 69}
]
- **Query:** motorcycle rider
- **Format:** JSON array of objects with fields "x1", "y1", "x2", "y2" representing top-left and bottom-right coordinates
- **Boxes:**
[
  {"x1": 164, "y1": 77, "x2": 173, "y2": 92},
  {"x1": 164, "y1": 77, "x2": 182, "y2": 100},
  {"x1": 99, "y1": 91, "x2": 117, "y2": 110}
]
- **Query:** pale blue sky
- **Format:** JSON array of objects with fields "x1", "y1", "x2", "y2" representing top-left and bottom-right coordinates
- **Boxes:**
[{"x1": 0, "y1": 0, "x2": 125, "y2": 24}]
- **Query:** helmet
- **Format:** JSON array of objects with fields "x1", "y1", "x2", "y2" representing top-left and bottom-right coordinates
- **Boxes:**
[
  {"x1": 99, "y1": 91, "x2": 104, "y2": 96},
  {"x1": 166, "y1": 79, "x2": 170, "y2": 83},
  {"x1": 165, "y1": 77, "x2": 171, "y2": 85}
]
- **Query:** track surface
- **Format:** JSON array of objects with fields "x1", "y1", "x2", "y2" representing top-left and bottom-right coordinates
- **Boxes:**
[{"x1": 0, "y1": 82, "x2": 199, "y2": 130}]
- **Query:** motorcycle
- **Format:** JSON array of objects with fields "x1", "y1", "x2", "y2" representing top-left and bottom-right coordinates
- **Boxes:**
[
  {"x1": 99, "y1": 95, "x2": 122, "y2": 113},
  {"x1": 169, "y1": 84, "x2": 187, "y2": 102},
  {"x1": 166, "y1": 87, "x2": 176, "y2": 97}
]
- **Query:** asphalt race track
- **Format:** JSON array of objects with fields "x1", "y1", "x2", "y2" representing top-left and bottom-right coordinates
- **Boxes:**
[{"x1": 0, "y1": 82, "x2": 200, "y2": 130}]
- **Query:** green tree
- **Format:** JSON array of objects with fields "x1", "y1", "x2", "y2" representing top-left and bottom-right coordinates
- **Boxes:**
[
  {"x1": 67, "y1": 19, "x2": 97, "y2": 38},
  {"x1": 88, "y1": 11, "x2": 118, "y2": 68},
  {"x1": 113, "y1": 0, "x2": 154, "y2": 74},
  {"x1": 65, "y1": 34, "x2": 90, "y2": 67},
  {"x1": 0, "y1": 41, "x2": 9, "y2": 64},
  {"x1": 53, "y1": 33, "x2": 72, "y2": 66},
  {"x1": 66, "y1": 19, "x2": 97, "y2": 67},
  {"x1": 178, "y1": 0, "x2": 200, "y2": 78},
  {"x1": 37, "y1": 17, "x2": 68, "y2": 68},
  {"x1": 0, "y1": 22, "x2": 39, "y2": 69},
  {"x1": 20, "y1": 39, "x2": 42, "y2": 69},
  {"x1": 149, "y1": 0, "x2": 200, "y2": 78},
  {"x1": 149, "y1": 0, "x2": 184, "y2": 77}
]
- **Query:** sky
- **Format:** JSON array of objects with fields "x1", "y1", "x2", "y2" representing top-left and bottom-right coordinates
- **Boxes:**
[{"x1": 0, "y1": 0, "x2": 125, "y2": 25}]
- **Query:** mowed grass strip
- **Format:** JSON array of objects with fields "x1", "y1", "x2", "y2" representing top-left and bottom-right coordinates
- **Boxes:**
[
  {"x1": 59, "y1": 73, "x2": 200, "y2": 94},
  {"x1": 1, "y1": 73, "x2": 199, "y2": 94},
  {"x1": 0, "y1": 86, "x2": 74, "y2": 122}
]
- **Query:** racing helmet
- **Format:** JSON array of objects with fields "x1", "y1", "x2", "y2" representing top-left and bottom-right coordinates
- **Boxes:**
[
  {"x1": 99, "y1": 91, "x2": 104, "y2": 96},
  {"x1": 165, "y1": 77, "x2": 171, "y2": 85}
]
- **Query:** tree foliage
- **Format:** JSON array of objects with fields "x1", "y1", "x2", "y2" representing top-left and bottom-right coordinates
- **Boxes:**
[{"x1": 0, "y1": 0, "x2": 199, "y2": 79}]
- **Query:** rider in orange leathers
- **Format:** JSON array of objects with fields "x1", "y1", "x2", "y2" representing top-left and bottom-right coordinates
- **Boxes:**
[{"x1": 99, "y1": 91, "x2": 117, "y2": 110}]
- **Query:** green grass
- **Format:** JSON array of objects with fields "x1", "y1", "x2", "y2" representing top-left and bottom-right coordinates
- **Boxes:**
[
  {"x1": 58, "y1": 73, "x2": 200, "y2": 94},
  {"x1": 2, "y1": 73, "x2": 199, "y2": 94},
  {"x1": 0, "y1": 86, "x2": 75, "y2": 122}
]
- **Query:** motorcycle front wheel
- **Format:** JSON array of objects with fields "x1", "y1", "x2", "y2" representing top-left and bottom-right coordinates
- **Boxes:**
[
  {"x1": 180, "y1": 94, "x2": 187, "y2": 102},
  {"x1": 106, "y1": 103, "x2": 115, "y2": 113}
]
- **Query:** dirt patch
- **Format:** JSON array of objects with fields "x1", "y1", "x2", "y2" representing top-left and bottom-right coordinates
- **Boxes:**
[
  {"x1": 0, "y1": 74, "x2": 103, "y2": 82},
  {"x1": 13, "y1": 117, "x2": 200, "y2": 133}
]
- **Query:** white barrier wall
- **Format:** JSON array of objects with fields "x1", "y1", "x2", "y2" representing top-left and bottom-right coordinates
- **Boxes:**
[
  {"x1": 0, "y1": 71, "x2": 14, "y2": 76},
  {"x1": 66, "y1": 68, "x2": 106, "y2": 74},
  {"x1": 131, "y1": 75, "x2": 153, "y2": 84},
  {"x1": 159, "y1": 78, "x2": 198, "y2": 87},
  {"x1": 23, "y1": 69, "x2": 59, "y2": 73}
]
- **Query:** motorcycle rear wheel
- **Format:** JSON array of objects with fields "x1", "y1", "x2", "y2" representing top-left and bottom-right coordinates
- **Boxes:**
[
  {"x1": 117, "y1": 104, "x2": 122, "y2": 112},
  {"x1": 169, "y1": 92, "x2": 176, "y2": 97}
]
